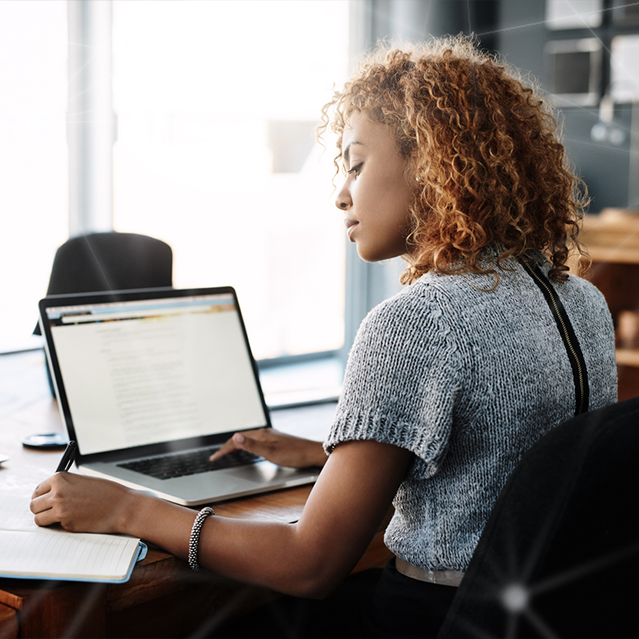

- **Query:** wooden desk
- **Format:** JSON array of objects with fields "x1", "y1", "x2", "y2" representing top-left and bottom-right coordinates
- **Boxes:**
[{"x1": 0, "y1": 350, "x2": 392, "y2": 638}]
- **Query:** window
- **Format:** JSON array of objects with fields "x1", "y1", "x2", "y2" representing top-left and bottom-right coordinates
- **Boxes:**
[
  {"x1": 0, "y1": 1, "x2": 68, "y2": 349},
  {"x1": 1, "y1": 0, "x2": 404, "y2": 398},
  {"x1": 545, "y1": 0, "x2": 603, "y2": 30},
  {"x1": 111, "y1": 1, "x2": 350, "y2": 362},
  {"x1": 611, "y1": 35, "x2": 639, "y2": 102}
]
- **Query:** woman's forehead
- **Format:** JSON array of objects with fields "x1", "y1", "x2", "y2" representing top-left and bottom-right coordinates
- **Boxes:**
[{"x1": 341, "y1": 114, "x2": 395, "y2": 151}]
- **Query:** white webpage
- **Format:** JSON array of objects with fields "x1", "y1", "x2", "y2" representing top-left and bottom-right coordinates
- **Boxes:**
[{"x1": 48, "y1": 296, "x2": 266, "y2": 455}]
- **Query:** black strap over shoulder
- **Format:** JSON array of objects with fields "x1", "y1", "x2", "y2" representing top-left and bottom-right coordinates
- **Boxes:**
[{"x1": 518, "y1": 258, "x2": 589, "y2": 416}]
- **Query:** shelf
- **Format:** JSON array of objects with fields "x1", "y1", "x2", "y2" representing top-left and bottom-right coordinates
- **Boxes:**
[
  {"x1": 615, "y1": 348, "x2": 639, "y2": 367},
  {"x1": 579, "y1": 209, "x2": 639, "y2": 265},
  {"x1": 585, "y1": 248, "x2": 639, "y2": 264},
  {"x1": 579, "y1": 210, "x2": 639, "y2": 398}
]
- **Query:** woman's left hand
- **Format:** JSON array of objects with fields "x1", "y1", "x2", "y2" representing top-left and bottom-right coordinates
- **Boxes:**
[
  {"x1": 30, "y1": 472, "x2": 136, "y2": 534},
  {"x1": 210, "y1": 428, "x2": 327, "y2": 469}
]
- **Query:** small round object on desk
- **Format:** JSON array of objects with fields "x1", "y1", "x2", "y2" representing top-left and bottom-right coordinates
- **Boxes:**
[{"x1": 22, "y1": 433, "x2": 68, "y2": 450}]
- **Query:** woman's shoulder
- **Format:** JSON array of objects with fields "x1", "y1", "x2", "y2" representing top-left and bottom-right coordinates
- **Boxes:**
[
  {"x1": 559, "y1": 270, "x2": 607, "y2": 299},
  {"x1": 548, "y1": 267, "x2": 612, "y2": 318},
  {"x1": 355, "y1": 275, "x2": 470, "y2": 355},
  {"x1": 359, "y1": 259, "x2": 611, "y2": 340},
  {"x1": 362, "y1": 269, "x2": 503, "y2": 326},
  {"x1": 345, "y1": 277, "x2": 465, "y2": 398},
  {"x1": 361, "y1": 275, "x2": 449, "y2": 327},
  {"x1": 555, "y1": 272, "x2": 614, "y2": 335}
]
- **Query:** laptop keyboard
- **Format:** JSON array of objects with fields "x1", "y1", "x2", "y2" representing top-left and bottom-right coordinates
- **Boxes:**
[{"x1": 117, "y1": 447, "x2": 264, "y2": 480}]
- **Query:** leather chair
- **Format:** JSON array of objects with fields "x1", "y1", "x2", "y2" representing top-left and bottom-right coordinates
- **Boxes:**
[
  {"x1": 38, "y1": 231, "x2": 172, "y2": 301},
  {"x1": 36, "y1": 232, "x2": 173, "y2": 393},
  {"x1": 437, "y1": 396, "x2": 639, "y2": 638}
]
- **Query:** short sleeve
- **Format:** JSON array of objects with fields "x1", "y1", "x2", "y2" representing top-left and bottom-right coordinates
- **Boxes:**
[{"x1": 324, "y1": 285, "x2": 463, "y2": 477}]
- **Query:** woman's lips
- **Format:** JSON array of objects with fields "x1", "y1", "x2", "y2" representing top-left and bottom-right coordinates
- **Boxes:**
[{"x1": 345, "y1": 218, "x2": 358, "y2": 241}]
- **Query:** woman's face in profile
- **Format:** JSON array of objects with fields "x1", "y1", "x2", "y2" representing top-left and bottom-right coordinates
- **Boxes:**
[{"x1": 335, "y1": 112, "x2": 414, "y2": 263}]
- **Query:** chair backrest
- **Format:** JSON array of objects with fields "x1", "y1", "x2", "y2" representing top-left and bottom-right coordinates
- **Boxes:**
[
  {"x1": 45, "y1": 231, "x2": 173, "y2": 295},
  {"x1": 35, "y1": 232, "x2": 173, "y2": 335},
  {"x1": 437, "y1": 396, "x2": 639, "y2": 639},
  {"x1": 34, "y1": 230, "x2": 173, "y2": 390}
]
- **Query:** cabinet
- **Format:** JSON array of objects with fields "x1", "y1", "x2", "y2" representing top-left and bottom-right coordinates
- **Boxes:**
[{"x1": 575, "y1": 209, "x2": 639, "y2": 401}]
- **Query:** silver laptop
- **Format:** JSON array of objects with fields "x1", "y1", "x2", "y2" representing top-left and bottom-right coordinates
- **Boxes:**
[{"x1": 38, "y1": 286, "x2": 320, "y2": 506}]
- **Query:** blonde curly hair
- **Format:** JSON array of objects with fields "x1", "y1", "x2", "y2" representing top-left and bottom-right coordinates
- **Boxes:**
[{"x1": 319, "y1": 36, "x2": 588, "y2": 284}]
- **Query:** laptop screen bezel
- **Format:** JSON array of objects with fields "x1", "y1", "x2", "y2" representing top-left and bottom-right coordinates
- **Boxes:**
[{"x1": 38, "y1": 285, "x2": 272, "y2": 465}]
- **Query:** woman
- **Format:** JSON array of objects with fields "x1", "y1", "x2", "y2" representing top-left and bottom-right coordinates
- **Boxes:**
[{"x1": 31, "y1": 36, "x2": 617, "y2": 638}]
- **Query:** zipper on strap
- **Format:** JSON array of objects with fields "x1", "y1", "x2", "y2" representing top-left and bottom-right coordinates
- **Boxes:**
[{"x1": 518, "y1": 258, "x2": 589, "y2": 416}]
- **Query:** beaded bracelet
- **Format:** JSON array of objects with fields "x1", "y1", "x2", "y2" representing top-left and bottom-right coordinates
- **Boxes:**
[{"x1": 188, "y1": 506, "x2": 215, "y2": 571}]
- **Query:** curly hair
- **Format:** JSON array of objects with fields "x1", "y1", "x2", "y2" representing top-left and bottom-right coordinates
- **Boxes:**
[{"x1": 319, "y1": 36, "x2": 588, "y2": 284}]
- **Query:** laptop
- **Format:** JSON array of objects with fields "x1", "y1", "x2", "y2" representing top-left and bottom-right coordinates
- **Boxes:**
[{"x1": 38, "y1": 286, "x2": 321, "y2": 506}]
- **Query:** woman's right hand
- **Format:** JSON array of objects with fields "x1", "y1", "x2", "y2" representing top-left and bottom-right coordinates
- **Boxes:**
[
  {"x1": 31, "y1": 471, "x2": 138, "y2": 534},
  {"x1": 209, "y1": 428, "x2": 327, "y2": 469}
]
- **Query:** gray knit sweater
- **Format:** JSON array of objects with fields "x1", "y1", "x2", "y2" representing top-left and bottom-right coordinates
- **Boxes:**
[{"x1": 324, "y1": 253, "x2": 617, "y2": 571}]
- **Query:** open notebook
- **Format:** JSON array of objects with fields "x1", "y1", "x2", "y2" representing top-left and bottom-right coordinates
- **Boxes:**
[{"x1": 0, "y1": 493, "x2": 145, "y2": 583}]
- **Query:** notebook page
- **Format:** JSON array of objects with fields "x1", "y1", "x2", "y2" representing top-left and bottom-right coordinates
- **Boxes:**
[
  {"x1": 0, "y1": 529, "x2": 140, "y2": 581},
  {"x1": 0, "y1": 493, "x2": 38, "y2": 531},
  {"x1": 0, "y1": 493, "x2": 141, "y2": 581}
]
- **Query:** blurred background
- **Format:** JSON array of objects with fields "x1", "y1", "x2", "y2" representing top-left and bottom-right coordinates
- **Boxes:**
[{"x1": 2, "y1": 0, "x2": 639, "y2": 396}]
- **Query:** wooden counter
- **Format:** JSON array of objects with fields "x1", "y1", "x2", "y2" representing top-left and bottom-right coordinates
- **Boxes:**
[{"x1": 575, "y1": 208, "x2": 639, "y2": 400}]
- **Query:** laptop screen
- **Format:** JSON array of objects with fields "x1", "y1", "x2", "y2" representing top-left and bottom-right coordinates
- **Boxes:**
[{"x1": 42, "y1": 291, "x2": 268, "y2": 456}]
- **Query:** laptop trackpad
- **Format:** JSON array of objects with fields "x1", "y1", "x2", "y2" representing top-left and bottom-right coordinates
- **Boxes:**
[{"x1": 230, "y1": 461, "x2": 295, "y2": 483}]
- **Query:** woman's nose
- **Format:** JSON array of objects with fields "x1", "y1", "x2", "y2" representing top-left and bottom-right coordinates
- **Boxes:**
[{"x1": 335, "y1": 181, "x2": 351, "y2": 211}]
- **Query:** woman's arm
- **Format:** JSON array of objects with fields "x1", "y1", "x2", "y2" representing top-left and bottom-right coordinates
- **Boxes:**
[{"x1": 31, "y1": 440, "x2": 412, "y2": 598}]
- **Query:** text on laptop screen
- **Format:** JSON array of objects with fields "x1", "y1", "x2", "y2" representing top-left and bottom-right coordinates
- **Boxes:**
[{"x1": 45, "y1": 294, "x2": 267, "y2": 455}]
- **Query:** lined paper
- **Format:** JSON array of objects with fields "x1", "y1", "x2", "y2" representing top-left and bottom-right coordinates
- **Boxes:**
[
  {"x1": 0, "y1": 493, "x2": 141, "y2": 582},
  {"x1": 0, "y1": 493, "x2": 39, "y2": 531},
  {"x1": 0, "y1": 530, "x2": 139, "y2": 580}
]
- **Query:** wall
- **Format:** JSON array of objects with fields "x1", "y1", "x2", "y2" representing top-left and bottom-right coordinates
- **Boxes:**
[
  {"x1": 364, "y1": 0, "x2": 639, "y2": 213},
  {"x1": 497, "y1": 0, "x2": 637, "y2": 212}
]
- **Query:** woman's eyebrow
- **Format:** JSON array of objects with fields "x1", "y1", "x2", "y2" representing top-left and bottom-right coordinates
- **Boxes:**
[{"x1": 343, "y1": 140, "x2": 364, "y2": 165}]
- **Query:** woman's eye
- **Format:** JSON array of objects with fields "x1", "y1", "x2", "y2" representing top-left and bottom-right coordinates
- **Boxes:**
[{"x1": 347, "y1": 163, "x2": 363, "y2": 177}]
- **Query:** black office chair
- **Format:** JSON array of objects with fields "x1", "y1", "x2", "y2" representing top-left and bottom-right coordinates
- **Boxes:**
[
  {"x1": 39, "y1": 231, "x2": 172, "y2": 300},
  {"x1": 437, "y1": 396, "x2": 639, "y2": 639},
  {"x1": 36, "y1": 231, "x2": 173, "y2": 393}
]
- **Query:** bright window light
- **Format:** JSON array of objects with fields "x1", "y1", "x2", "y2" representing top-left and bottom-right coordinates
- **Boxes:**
[
  {"x1": 0, "y1": 0, "x2": 68, "y2": 348},
  {"x1": 112, "y1": 0, "x2": 350, "y2": 360}
]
